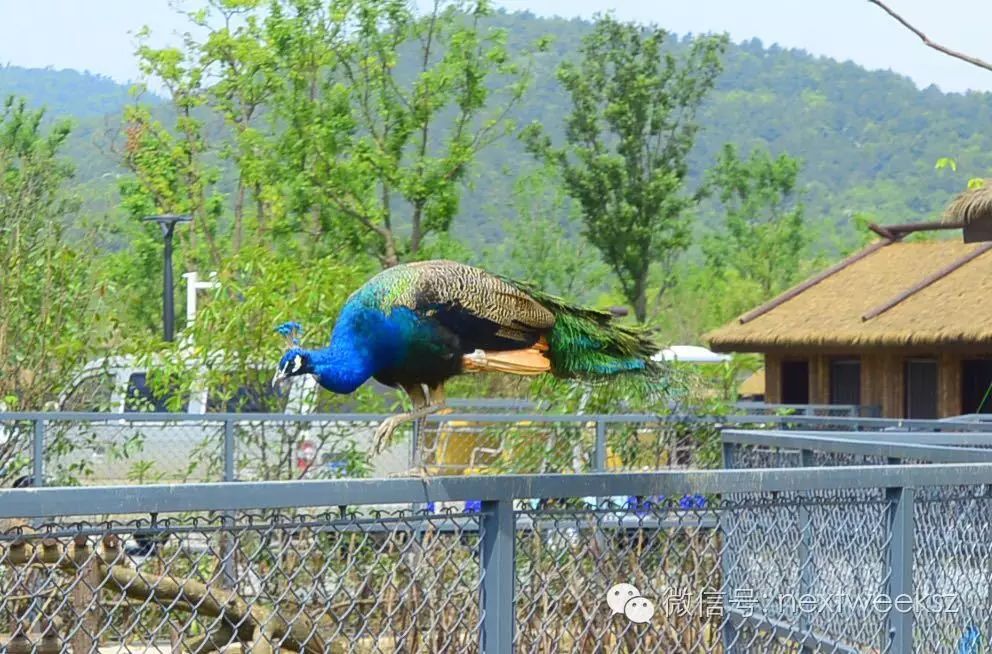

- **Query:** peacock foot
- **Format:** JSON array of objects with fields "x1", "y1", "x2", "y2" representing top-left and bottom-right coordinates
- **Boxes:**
[{"x1": 372, "y1": 415, "x2": 406, "y2": 455}]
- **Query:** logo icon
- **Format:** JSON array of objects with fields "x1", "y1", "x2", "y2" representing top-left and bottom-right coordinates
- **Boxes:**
[{"x1": 607, "y1": 583, "x2": 656, "y2": 624}]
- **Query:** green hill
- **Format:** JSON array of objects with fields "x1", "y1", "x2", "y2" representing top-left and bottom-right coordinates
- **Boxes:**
[
  {"x1": 0, "y1": 65, "x2": 151, "y2": 119},
  {"x1": 5, "y1": 11, "x2": 992, "y2": 253}
]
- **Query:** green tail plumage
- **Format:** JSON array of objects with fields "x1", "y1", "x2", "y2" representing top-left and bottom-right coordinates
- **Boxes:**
[{"x1": 505, "y1": 282, "x2": 662, "y2": 379}]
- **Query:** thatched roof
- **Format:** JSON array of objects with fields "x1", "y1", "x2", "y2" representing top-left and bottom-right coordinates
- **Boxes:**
[
  {"x1": 944, "y1": 180, "x2": 992, "y2": 225},
  {"x1": 706, "y1": 240, "x2": 992, "y2": 351}
]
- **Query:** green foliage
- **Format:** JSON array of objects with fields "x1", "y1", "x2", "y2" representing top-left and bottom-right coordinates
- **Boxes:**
[
  {"x1": 481, "y1": 164, "x2": 609, "y2": 301},
  {"x1": 0, "y1": 97, "x2": 113, "y2": 408},
  {"x1": 525, "y1": 15, "x2": 726, "y2": 322},
  {"x1": 703, "y1": 143, "x2": 808, "y2": 297},
  {"x1": 0, "y1": 65, "x2": 149, "y2": 119},
  {"x1": 123, "y1": 0, "x2": 536, "y2": 270}
]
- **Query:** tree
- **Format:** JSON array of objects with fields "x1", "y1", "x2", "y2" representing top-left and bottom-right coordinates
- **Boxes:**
[
  {"x1": 126, "y1": 0, "x2": 536, "y2": 269},
  {"x1": 320, "y1": 0, "x2": 537, "y2": 266},
  {"x1": 703, "y1": 143, "x2": 807, "y2": 298},
  {"x1": 0, "y1": 97, "x2": 118, "y2": 478},
  {"x1": 524, "y1": 16, "x2": 726, "y2": 322},
  {"x1": 483, "y1": 164, "x2": 610, "y2": 301}
]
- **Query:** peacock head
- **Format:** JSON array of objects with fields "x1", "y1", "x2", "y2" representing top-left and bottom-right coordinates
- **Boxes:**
[{"x1": 272, "y1": 347, "x2": 314, "y2": 390}]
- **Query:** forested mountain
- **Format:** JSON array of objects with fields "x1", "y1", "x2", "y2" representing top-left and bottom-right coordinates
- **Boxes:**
[
  {"x1": 0, "y1": 65, "x2": 151, "y2": 119},
  {"x1": 4, "y1": 10, "x2": 992, "y2": 252}
]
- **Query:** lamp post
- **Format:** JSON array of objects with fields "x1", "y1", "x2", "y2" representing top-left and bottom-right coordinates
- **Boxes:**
[{"x1": 145, "y1": 215, "x2": 192, "y2": 342}]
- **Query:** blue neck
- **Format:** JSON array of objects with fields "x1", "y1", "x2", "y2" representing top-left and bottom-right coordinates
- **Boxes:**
[
  {"x1": 305, "y1": 303, "x2": 409, "y2": 394},
  {"x1": 307, "y1": 343, "x2": 376, "y2": 394}
]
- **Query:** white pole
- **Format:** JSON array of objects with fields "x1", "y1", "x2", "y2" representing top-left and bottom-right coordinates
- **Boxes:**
[{"x1": 182, "y1": 271, "x2": 220, "y2": 328}]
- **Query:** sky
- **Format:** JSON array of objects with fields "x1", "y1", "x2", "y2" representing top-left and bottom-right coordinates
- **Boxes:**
[{"x1": 0, "y1": 0, "x2": 990, "y2": 93}]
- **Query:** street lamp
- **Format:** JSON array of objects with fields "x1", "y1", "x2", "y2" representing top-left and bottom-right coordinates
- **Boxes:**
[{"x1": 145, "y1": 214, "x2": 192, "y2": 342}]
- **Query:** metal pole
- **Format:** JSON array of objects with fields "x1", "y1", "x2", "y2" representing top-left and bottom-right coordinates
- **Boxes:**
[
  {"x1": 33, "y1": 420, "x2": 44, "y2": 487},
  {"x1": 721, "y1": 440, "x2": 737, "y2": 652},
  {"x1": 594, "y1": 420, "x2": 606, "y2": 471},
  {"x1": 885, "y1": 484, "x2": 915, "y2": 653},
  {"x1": 798, "y1": 449, "x2": 814, "y2": 633},
  {"x1": 162, "y1": 222, "x2": 176, "y2": 342},
  {"x1": 722, "y1": 441, "x2": 736, "y2": 471},
  {"x1": 480, "y1": 498, "x2": 514, "y2": 653},
  {"x1": 221, "y1": 419, "x2": 236, "y2": 588},
  {"x1": 224, "y1": 420, "x2": 235, "y2": 482}
]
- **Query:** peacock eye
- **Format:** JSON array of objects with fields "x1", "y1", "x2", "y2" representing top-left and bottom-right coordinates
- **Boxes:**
[{"x1": 292, "y1": 355, "x2": 303, "y2": 373}]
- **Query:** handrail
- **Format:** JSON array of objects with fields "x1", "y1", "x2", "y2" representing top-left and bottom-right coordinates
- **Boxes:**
[
  {"x1": 2, "y1": 410, "x2": 991, "y2": 431},
  {"x1": 722, "y1": 429, "x2": 992, "y2": 463},
  {"x1": 4, "y1": 464, "x2": 992, "y2": 518}
]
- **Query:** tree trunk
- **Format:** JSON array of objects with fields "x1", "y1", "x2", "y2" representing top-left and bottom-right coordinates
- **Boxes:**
[
  {"x1": 234, "y1": 179, "x2": 245, "y2": 253},
  {"x1": 633, "y1": 274, "x2": 648, "y2": 323},
  {"x1": 410, "y1": 202, "x2": 423, "y2": 258}
]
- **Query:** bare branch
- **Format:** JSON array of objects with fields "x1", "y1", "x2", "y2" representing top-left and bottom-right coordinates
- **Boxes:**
[{"x1": 867, "y1": 0, "x2": 992, "y2": 73}]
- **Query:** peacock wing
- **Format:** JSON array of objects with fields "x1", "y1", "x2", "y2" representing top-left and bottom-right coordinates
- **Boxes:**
[{"x1": 407, "y1": 261, "x2": 555, "y2": 351}]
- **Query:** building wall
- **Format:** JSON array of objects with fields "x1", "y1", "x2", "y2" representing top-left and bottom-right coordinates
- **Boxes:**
[
  {"x1": 760, "y1": 350, "x2": 972, "y2": 418},
  {"x1": 764, "y1": 353, "x2": 782, "y2": 404},
  {"x1": 939, "y1": 352, "x2": 961, "y2": 417}
]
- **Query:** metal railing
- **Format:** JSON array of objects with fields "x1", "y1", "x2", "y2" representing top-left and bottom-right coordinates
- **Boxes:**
[
  {"x1": 3, "y1": 463, "x2": 992, "y2": 652},
  {"x1": 732, "y1": 401, "x2": 882, "y2": 417},
  {"x1": 3, "y1": 410, "x2": 992, "y2": 487},
  {"x1": 0, "y1": 411, "x2": 726, "y2": 487}
]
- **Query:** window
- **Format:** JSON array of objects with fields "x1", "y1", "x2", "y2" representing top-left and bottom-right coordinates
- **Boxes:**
[
  {"x1": 904, "y1": 359, "x2": 938, "y2": 419},
  {"x1": 829, "y1": 359, "x2": 861, "y2": 406},
  {"x1": 124, "y1": 373, "x2": 184, "y2": 413},
  {"x1": 780, "y1": 360, "x2": 810, "y2": 404},
  {"x1": 206, "y1": 370, "x2": 289, "y2": 413},
  {"x1": 62, "y1": 374, "x2": 115, "y2": 411},
  {"x1": 961, "y1": 359, "x2": 992, "y2": 414}
]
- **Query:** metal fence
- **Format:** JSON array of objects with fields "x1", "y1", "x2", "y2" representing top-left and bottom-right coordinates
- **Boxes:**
[
  {"x1": 0, "y1": 412, "x2": 729, "y2": 487},
  {"x1": 3, "y1": 463, "x2": 992, "y2": 652},
  {"x1": 3, "y1": 410, "x2": 992, "y2": 487},
  {"x1": 732, "y1": 402, "x2": 882, "y2": 418}
]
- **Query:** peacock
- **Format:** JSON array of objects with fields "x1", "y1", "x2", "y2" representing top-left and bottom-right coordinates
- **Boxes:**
[{"x1": 272, "y1": 260, "x2": 661, "y2": 453}]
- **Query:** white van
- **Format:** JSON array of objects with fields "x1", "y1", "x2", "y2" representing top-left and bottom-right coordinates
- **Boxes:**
[{"x1": 51, "y1": 354, "x2": 407, "y2": 484}]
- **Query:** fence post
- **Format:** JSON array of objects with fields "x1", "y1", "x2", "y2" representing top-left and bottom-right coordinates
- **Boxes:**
[
  {"x1": 885, "y1": 484, "x2": 915, "y2": 653},
  {"x1": 221, "y1": 419, "x2": 236, "y2": 589},
  {"x1": 480, "y1": 498, "x2": 514, "y2": 653},
  {"x1": 594, "y1": 420, "x2": 606, "y2": 471},
  {"x1": 722, "y1": 441, "x2": 736, "y2": 470},
  {"x1": 720, "y1": 438, "x2": 737, "y2": 651},
  {"x1": 223, "y1": 419, "x2": 235, "y2": 483},
  {"x1": 33, "y1": 419, "x2": 45, "y2": 487},
  {"x1": 798, "y1": 449, "x2": 814, "y2": 634}
]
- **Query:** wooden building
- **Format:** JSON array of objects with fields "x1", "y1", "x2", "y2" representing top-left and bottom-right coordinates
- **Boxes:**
[{"x1": 706, "y1": 210, "x2": 992, "y2": 418}]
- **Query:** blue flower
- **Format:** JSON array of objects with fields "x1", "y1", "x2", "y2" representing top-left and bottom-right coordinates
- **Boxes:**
[
  {"x1": 425, "y1": 502, "x2": 436, "y2": 514},
  {"x1": 625, "y1": 495, "x2": 665, "y2": 516},
  {"x1": 679, "y1": 494, "x2": 707, "y2": 510}
]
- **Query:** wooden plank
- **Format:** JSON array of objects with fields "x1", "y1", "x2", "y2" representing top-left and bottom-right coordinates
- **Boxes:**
[
  {"x1": 764, "y1": 354, "x2": 782, "y2": 404},
  {"x1": 938, "y1": 353, "x2": 961, "y2": 418}
]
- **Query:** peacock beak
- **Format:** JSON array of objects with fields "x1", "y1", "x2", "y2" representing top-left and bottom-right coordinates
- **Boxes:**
[{"x1": 272, "y1": 368, "x2": 289, "y2": 391}]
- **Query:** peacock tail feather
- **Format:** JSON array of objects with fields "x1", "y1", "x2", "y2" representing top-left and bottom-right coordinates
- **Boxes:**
[{"x1": 500, "y1": 279, "x2": 661, "y2": 379}]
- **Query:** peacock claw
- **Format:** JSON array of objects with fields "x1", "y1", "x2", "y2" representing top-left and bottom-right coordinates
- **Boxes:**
[{"x1": 372, "y1": 416, "x2": 404, "y2": 455}]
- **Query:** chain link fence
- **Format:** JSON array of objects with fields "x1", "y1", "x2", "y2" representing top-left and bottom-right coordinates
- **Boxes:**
[
  {"x1": 4, "y1": 411, "x2": 992, "y2": 487},
  {"x1": 0, "y1": 413, "x2": 731, "y2": 487},
  {"x1": 1, "y1": 465, "x2": 992, "y2": 652}
]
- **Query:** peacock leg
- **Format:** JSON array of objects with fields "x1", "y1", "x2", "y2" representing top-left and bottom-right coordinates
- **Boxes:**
[{"x1": 371, "y1": 384, "x2": 446, "y2": 457}]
